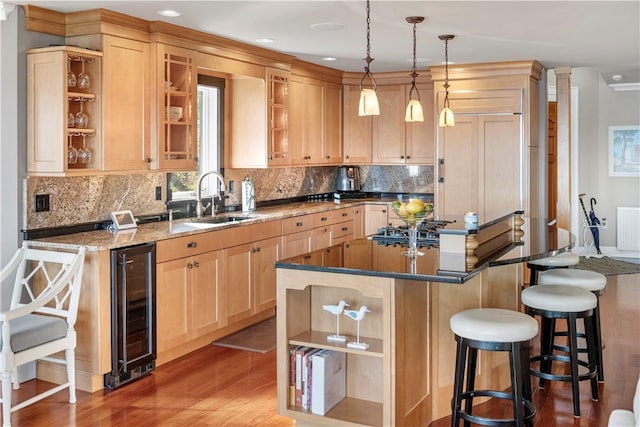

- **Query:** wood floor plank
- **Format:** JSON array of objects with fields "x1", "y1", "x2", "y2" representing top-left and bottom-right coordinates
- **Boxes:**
[{"x1": 9, "y1": 273, "x2": 639, "y2": 426}]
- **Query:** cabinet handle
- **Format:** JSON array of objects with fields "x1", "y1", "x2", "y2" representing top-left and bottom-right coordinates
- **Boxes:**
[
  {"x1": 187, "y1": 262, "x2": 193, "y2": 269},
  {"x1": 321, "y1": 217, "x2": 327, "y2": 222},
  {"x1": 296, "y1": 222, "x2": 303, "y2": 227},
  {"x1": 326, "y1": 155, "x2": 330, "y2": 159},
  {"x1": 342, "y1": 212, "x2": 348, "y2": 217},
  {"x1": 400, "y1": 155, "x2": 404, "y2": 159},
  {"x1": 342, "y1": 227, "x2": 348, "y2": 231},
  {"x1": 187, "y1": 241, "x2": 198, "y2": 248},
  {"x1": 406, "y1": 155, "x2": 411, "y2": 159},
  {"x1": 345, "y1": 155, "x2": 349, "y2": 159},
  {"x1": 255, "y1": 247, "x2": 261, "y2": 253},
  {"x1": 146, "y1": 158, "x2": 152, "y2": 163},
  {"x1": 438, "y1": 158, "x2": 445, "y2": 183},
  {"x1": 382, "y1": 209, "x2": 386, "y2": 213},
  {"x1": 193, "y1": 261, "x2": 199, "y2": 268}
]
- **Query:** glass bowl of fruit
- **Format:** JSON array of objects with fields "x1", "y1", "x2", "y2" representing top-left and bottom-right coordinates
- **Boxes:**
[{"x1": 390, "y1": 199, "x2": 434, "y2": 226}]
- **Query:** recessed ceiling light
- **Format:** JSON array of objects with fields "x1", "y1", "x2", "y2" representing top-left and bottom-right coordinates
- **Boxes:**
[
  {"x1": 322, "y1": 57, "x2": 337, "y2": 62},
  {"x1": 157, "y1": 9, "x2": 181, "y2": 18},
  {"x1": 310, "y1": 23, "x2": 345, "y2": 31},
  {"x1": 612, "y1": 74, "x2": 624, "y2": 81},
  {"x1": 256, "y1": 38, "x2": 275, "y2": 44}
]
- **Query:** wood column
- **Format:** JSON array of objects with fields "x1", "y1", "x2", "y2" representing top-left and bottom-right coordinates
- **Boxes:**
[{"x1": 554, "y1": 67, "x2": 571, "y2": 230}]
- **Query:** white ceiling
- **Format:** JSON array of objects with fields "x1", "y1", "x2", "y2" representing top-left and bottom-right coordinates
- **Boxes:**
[{"x1": 12, "y1": 1, "x2": 640, "y2": 84}]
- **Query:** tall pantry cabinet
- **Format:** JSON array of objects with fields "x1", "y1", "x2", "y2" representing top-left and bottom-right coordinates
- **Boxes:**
[{"x1": 431, "y1": 61, "x2": 543, "y2": 223}]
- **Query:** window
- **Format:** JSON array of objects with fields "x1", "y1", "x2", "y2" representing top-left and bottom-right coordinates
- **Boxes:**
[{"x1": 167, "y1": 75, "x2": 225, "y2": 201}]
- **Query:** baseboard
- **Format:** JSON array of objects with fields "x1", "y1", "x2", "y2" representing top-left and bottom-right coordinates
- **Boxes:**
[{"x1": 575, "y1": 245, "x2": 640, "y2": 259}]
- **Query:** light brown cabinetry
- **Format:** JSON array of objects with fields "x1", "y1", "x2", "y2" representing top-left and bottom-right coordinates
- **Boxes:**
[
  {"x1": 288, "y1": 74, "x2": 342, "y2": 166},
  {"x1": 222, "y1": 221, "x2": 282, "y2": 324},
  {"x1": 343, "y1": 83, "x2": 435, "y2": 165},
  {"x1": 155, "y1": 232, "x2": 224, "y2": 360},
  {"x1": 267, "y1": 68, "x2": 290, "y2": 166},
  {"x1": 66, "y1": 34, "x2": 152, "y2": 171},
  {"x1": 27, "y1": 46, "x2": 102, "y2": 175},
  {"x1": 431, "y1": 61, "x2": 542, "y2": 222},
  {"x1": 364, "y1": 204, "x2": 389, "y2": 236},
  {"x1": 282, "y1": 208, "x2": 354, "y2": 259},
  {"x1": 152, "y1": 43, "x2": 198, "y2": 170}
]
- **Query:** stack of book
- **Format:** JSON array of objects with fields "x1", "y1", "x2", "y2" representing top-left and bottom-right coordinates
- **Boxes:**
[{"x1": 289, "y1": 346, "x2": 346, "y2": 415}]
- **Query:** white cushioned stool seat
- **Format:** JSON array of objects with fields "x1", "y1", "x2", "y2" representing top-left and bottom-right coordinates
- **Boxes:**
[
  {"x1": 607, "y1": 374, "x2": 640, "y2": 426},
  {"x1": 528, "y1": 252, "x2": 580, "y2": 267},
  {"x1": 539, "y1": 268, "x2": 606, "y2": 292},
  {"x1": 450, "y1": 308, "x2": 539, "y2": 342},
  {"x1": 522, "y1": 284, "x2": 597, "y2": 312}
]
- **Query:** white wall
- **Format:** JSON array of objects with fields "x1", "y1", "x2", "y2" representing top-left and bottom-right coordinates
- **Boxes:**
[{"x1": 574, "y1": 68, "x2": 640, "y2": 249}]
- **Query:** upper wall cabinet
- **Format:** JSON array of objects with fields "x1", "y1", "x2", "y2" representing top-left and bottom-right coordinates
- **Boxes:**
[
  {"x1": 289, "y1": 74, "x2": 343, "y2": 166},
  {"x1": 27, "y1": 46, "x2": 103, "y2": 176},
  {"x1": 228, "y1": 67, "x2": 286, "y2": 168},
  {"x1": 343, "y1": 82, "x2": 434, "y2": 166},
  {"x1": 152, "y1": 44, "x2": 198, "y2": 171},
  {"x1": 67, "y1": 34, "x2": 151, "y2": 172}
]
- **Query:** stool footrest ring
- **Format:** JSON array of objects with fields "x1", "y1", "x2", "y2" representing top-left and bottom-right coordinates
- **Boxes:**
[
  {"x1": 454, "y1": 389, "x2": 536, "y2": 426},
  {"x1": 530, "y1": 354, "x2": 598, "y2": 383}
]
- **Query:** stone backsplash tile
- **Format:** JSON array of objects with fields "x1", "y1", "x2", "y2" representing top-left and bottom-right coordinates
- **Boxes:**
[
  {"x1": 25, "y1": 173, "x2": 167, "y2": 229},
  {"x1": 25, "y1": 165, "x2": 434, "y2": 229}
]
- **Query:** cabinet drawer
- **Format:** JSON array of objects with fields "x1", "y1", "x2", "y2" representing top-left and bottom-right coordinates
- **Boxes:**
[
  {"x1": 222, "y1": 220, "x2": 282, "y2": 247},
  {"x1": 282, "y1": 215, "x2": 314, "y2": 235},
  {"x1": 156, "y1": 231, "x2": 222, "y2": 263},
  {"x1": 311, "y1": 226, "x2": 332, "y2": 251},
  {"x1": 313, "y1": 207, "x2": 353, "y2": 227},
  {"x1": 332, "y1": 221, "x2": 354, "y2": 239}
]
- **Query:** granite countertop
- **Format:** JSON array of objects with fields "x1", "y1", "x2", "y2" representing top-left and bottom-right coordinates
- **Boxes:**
[
  {"x1": 275, "y1": 216, "x2": 575, "y2": 284},
  {"x1": 27, "y1": 199, "x2": 389, "y2": 251}
]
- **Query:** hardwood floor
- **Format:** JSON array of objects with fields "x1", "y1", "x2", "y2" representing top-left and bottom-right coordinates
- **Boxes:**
[{"x1": 10, "y1": 273, "x2": 639, "y2": 426}]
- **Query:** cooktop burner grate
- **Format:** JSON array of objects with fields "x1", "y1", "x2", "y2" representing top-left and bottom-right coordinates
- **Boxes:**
[{"x1": 370, "y1": 220, "x2": 454, "y2": 248}]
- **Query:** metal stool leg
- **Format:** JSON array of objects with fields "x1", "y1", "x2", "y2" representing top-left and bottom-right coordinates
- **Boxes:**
[{"x1": 451, "y1": 337, "x2": 466, "y2": 427}]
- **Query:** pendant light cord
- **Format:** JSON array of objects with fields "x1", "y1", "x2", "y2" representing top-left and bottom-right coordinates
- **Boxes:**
[
  {"x1": 443, "y1": 37, "x2": 450, "y2": 108},
  {"x1": 409, "y1": 20, "x2": 419, "y2": 101},
  {"x1": 360, "y1": 0, "x2": 377, "y2": 91}
]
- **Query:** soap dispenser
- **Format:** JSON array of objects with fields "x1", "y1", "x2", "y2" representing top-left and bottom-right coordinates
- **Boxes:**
[{"x1": 241, "y1": 176, "x2": 256, "y2": 212}]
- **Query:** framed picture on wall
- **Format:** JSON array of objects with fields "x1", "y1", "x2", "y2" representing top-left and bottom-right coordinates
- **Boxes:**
[{"x1": 609, "y1": 125, "x2": 640, "y2": 177}]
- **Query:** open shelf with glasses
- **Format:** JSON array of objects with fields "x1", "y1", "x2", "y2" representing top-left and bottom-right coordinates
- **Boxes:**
[{"x1": 27, "y1": 45, "x2": 102, "y2": 176}]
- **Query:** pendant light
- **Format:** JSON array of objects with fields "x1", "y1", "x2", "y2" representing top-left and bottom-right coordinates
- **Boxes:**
[
  {"x1": 438, "y1": 34, "x2": 455, "y2": 127},
  {"x1": 405, "y1": 16, "x2": 424, "y2": 122},
  {"x1": 358, "y1": 0, "x2": 379, "y2": 116}
]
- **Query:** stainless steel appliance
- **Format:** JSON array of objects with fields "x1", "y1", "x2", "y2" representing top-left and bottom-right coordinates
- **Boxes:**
[
  {"x1": 336, "y1": 166, "x2": 361, "y2": 192},
  {"x1": 105, "y1": 242, "x2": 156, "y2": 389}
]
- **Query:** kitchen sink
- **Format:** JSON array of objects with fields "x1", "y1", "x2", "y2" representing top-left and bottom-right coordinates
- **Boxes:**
[{"x1": 190, "y1": 215, "x2": 255, "y2": 224}]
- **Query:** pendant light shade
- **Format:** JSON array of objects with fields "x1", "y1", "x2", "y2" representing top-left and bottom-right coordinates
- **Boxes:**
[
  {"x1": 405, "y1": 16, "x2": 424, "y2": 122},
  {"x1": 406, "y1": 100, "x2": 424, "y2": 122},
  {"x1": 438, "y1": 34, "x2": 455, "y2": 127},
  {"x1": 358, "y1": 0, "x2": 379, "y2": 116}
]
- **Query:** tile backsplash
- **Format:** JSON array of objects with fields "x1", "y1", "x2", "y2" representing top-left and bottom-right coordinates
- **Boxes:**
[{"x1": 25, "y1": 165, "x2": 434, "y2": 229}]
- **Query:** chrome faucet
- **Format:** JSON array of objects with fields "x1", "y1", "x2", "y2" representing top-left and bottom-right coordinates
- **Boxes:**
[{"x1": 196, "y1": 170, "x2": 226, "y2": 217}]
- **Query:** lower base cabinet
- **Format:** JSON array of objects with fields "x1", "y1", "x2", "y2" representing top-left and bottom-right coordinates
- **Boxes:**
[
  {"x1": 223, "y1": 235, "x2": 281, "y2": 324},
  {"x1": 156, "y1": 249, "x2": 223, "y2": 356}
]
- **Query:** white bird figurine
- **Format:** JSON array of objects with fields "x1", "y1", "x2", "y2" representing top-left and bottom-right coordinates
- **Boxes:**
[
  {"x1": 323, "y1": 300, "x2": 350, "y2": 342},
  {"x1": 343, "y1": 305, "x2": 370, "y2": 321},
  {"x1": 323, "y1": 300, "x2": 350, "y2": 315},
  {"x1": 344, "y1": 306, "x2": 371, "y2": 350}
]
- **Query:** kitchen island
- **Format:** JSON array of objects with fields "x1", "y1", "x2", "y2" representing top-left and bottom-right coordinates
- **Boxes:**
[{"x1": 275, "y1": 212, "x2": 573, "y2": 426}]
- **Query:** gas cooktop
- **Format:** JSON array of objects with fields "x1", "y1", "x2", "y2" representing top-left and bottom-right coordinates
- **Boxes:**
[{"x1": 370, "y1": 220, "x2": 454, "y2": 249}]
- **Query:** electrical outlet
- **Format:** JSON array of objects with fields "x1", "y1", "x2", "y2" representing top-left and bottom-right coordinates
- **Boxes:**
[
  {"x1": 228, "y1": 180, "x2": 235, "y2": 193},
  {"x1": 155, "y1": 186, "x2": 162, "y2": 201},
  {"x1": 35, "y1": 194, "x2": 50, "y2": 212},
  {"x1": 601, "y1": 218, "x2": 607, "y2": 229}
]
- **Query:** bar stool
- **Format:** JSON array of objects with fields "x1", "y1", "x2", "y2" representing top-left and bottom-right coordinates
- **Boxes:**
[
  {"x1": 450, "y1": 308, "x2": 538, "y2": 427},
  {"x1": 539, "y1": 268, "x2": 607, "y2": 382},
  {"x1": 521, "y1": 285, "x2": 599, "y2": 418},
  {"x1": 527, "y1": 251, "x2": 580, "y2": 286}
]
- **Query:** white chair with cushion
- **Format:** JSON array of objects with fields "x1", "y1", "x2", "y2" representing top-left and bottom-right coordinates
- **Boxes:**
[
  {"x1": 539, "y1": 268, "x2": 607, "y2": 382},
  {"x1": 608, "y1": 375, "x2": 640, "y2": 426},
  {"x1": 0, "y1": 243, "x2": 86, "y2": 427}
]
